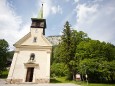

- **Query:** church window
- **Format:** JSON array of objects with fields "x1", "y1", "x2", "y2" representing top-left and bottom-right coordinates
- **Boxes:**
[
  {"x1": 30, "y1": 53, "x2": 35, "y2": 60},
  {"x1": 33, "y1": 37, "x2": 37, "y2": 42}
]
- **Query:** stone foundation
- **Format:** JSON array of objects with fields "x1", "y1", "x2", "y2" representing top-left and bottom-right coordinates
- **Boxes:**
[
  {"x1": 35, "y1": 79, "x2": 50, "y2": 83},
  {"x1": 6, "y1": 79, "x2": 50, "y2": 84},
  {"x1": 6, "y1": 79, "x2": 23, "y2": 84}
]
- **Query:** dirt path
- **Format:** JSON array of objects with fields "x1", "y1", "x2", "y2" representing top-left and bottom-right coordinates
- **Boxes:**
[{"x1": 0, "y1": 79, "x2": 80, "y2": 86}]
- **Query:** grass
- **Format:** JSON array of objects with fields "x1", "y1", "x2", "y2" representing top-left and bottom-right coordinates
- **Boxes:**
[
  {"x1": 50, "y1": 76, "x2": 82, "y2": 85},
  {"x1": 51, "y1": 77, "x2": 69, "y2": 83},
  {"x1": 82, "y1": 83, "x2": 115, "y2": 86},
  {"x1": 50, "y1": 77, "x2": 115, "y2": 86}
]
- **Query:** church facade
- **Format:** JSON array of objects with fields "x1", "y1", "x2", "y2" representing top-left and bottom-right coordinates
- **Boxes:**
[{"x1": 7, "y1": 4, "x2": 52, "y2": 84}]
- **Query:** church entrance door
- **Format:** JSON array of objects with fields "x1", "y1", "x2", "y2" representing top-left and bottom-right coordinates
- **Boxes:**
[{"x1": 25, "y1": 67, "x2": 34, "y2": 82}]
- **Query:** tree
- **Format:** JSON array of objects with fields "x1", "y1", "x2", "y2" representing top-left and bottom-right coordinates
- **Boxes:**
[
  {"x1": 0, "y1": 39, "x2": 9, "y2": 75},
  {"x1": 51, "y1": 63, "x2": 68, "y2": 77},
  {"x1": 56, "y1": 21, "x2": 89, "y2": 80},
  {"x1": 60, "y1": 21, "x2": 76, "y2": 80},
  {"x1": 51, "y1": 21, "x2": 115, "y2": 83},
  {"x1": 76, "y1": 40, "x2": 115, "y2": 83},
  {"x1": 6, "y1": 51, "x2": 14, "y2": 67}
]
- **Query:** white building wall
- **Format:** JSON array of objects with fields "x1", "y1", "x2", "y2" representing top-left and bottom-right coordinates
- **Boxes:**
[
  {"x1": 7, "y1": 49, "x2": 51, "y2": 83},
  {"x1": 7, "y1": 52, "x2": 18, "y2": 79},
  {"x1": 7, "y1": 26, "x2": 52, "y2": 83}
]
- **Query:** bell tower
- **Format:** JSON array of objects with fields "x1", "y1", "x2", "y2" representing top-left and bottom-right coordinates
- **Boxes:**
[{"x1": 31, "y1": 4, "x2": 46, "y2": 35}]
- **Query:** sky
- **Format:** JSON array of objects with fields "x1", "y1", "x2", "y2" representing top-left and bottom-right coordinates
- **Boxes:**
[{"x1": 0, "y1": 0, "x2": 115, "y2": 50}]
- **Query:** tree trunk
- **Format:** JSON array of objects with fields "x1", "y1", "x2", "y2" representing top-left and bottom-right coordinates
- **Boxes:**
[{"x1": 72, "y1": 71, "x2": 76, "y2": 80}]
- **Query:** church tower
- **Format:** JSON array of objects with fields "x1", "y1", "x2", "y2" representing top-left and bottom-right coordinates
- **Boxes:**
[{"x1": 7, "y1": 4, "x2": 52, "y2": 84}]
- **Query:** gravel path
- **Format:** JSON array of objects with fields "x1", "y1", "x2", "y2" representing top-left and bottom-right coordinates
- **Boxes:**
[
  {"x1": 0, "y1": 79, "x2": 80, "y2": 86},
  {"x1": 0, "y1": 83, "x2": 80, "y2": 86}
]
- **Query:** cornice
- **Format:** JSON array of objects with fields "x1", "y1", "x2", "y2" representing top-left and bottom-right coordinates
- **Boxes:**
[{"x1": 15, "y1": 45, "x2": 52, "y2": 51}]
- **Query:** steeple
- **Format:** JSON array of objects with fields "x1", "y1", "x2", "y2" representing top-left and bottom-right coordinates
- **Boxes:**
[
  {"x1": 37, "y1": 4, "x2": 43, "y2": 19},
  {"x1": 31, "y1": 4, "x2": 46, "y2": 35}
]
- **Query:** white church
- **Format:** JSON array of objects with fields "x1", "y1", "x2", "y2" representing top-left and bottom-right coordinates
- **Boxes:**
[{"x1": 7, "y1": 4, "x2": 52, "y2": 83}]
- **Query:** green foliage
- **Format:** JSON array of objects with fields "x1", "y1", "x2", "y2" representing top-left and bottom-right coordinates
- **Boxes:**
[
  {"x1": 0, "y1": 39, "x2": 9, "y2": 75},
  {"x1": 52, "y1": 21, "x2": 89, "y2": 80},
  {"x1": 76, "y1": 40, "x2": 115, "y2": 61},
  {"x1": 0, "y1": 69, "x2": 8, "y2": 78},
  {"x1": 76, "y1": 40, "x2": 115, "y2": 83},
  {"x1": 8, "y1": 51, "x2": 14, "y2": 59},
  {"x1": 51, "y1": 63, "x2": 68, "y2": 77},
  {"x1": 51, "y1": 45, "x2": 62, "y2": 63},
  {"x1": 59, "y1": 21, "x2": 77, "y2": 80},
  {"x1": 51, "y1": 21, "x2": 115, "y2": 83}
]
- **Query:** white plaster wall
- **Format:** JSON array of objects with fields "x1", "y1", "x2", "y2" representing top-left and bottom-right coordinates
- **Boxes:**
[
  {"x1": 46, "y1": 52, "x2": 51, "y2": 79},
  {"x1": 8, "y1": 50, "x2": 51, "y2": 82},
  {"x1": 7, "y1": 52, "x2": 18, "y2": 79},
  {"x1": 32, "y1": 50, "x2": 50, "y2": 79},
  {"x1": 7, "y1": 27, "x2": 52, "y2": 83},
  {"x1": 11, "y1": 51, "x2": 28, "y2": 81},
  {"x1": 22, "y1": 28, "x2": 50, "y2": 46}
]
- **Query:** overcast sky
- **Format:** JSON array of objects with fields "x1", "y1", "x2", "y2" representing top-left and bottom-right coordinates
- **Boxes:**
[{"x1": 0, "y1": 0, "x2": 115, "y2": 50}]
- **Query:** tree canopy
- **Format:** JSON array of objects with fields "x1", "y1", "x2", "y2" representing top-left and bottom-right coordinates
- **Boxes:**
[
  {"x1": 51, "y1": 21, "x2": 115, "y2": 83},
  {"x1": 0, "y1": 39, "x2": 9, "y2": 75}
]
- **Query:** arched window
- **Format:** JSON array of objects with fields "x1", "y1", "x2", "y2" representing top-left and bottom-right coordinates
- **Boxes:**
[{"x1": 30, "y1": 53, "x2": 35, "y2": 60}]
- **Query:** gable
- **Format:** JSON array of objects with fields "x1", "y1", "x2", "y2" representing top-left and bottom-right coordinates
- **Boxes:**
[
  {"x1": 14, "y1": 32, "x2": 31, "y2": 47},
  {"x1": 14, "y1": 33, "x2": 52, "y2": 47}
]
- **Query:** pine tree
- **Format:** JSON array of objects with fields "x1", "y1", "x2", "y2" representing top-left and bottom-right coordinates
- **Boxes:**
[
  {"x1": 56, "y1": 21, "x2": 89, "y2": 80},
  {"x1": 59, "y1": 21, "x2": 76, "y2": 80}
]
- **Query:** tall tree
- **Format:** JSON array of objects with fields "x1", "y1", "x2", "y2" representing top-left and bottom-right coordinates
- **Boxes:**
[
  {"x1": 58, "y1": 21, "x2": 72, "y2": 79},
  {"x1": 0, "y1": 39, "x2": 9, "y2": 75},
  {"x1": 57, "y1": 21, "x2": 89, "y2": 80}
]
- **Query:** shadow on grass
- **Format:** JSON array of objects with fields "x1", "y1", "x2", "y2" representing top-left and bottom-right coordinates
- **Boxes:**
[{"x1": 50, "y1": 78, "x2": 62, "y2": 83}]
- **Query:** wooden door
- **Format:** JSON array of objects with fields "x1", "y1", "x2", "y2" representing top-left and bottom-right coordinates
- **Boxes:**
[{"x1": 25, "y1": 67, "x2": 34, "y2": 82}]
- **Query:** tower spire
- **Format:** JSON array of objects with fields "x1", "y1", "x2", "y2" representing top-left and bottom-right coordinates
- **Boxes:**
[{"x1": 37, "y1": 4, "x2": 43, "y2": 19}]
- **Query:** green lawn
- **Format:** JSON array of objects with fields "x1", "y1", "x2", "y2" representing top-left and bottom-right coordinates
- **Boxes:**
[
  {"x1": 50, "y1": 77, "x2": 115, "y2": 86},
  {"x1": 82, "y1": 83, "x2": 115, "y2": 86}
]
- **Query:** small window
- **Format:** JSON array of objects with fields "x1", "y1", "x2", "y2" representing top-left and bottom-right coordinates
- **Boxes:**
[
  {"x1": 33, "y1": 37, "x2": 37, "y2": 42},
  {"x1": 30, "y1": 53, "x2": 35, "y2": 60}
]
